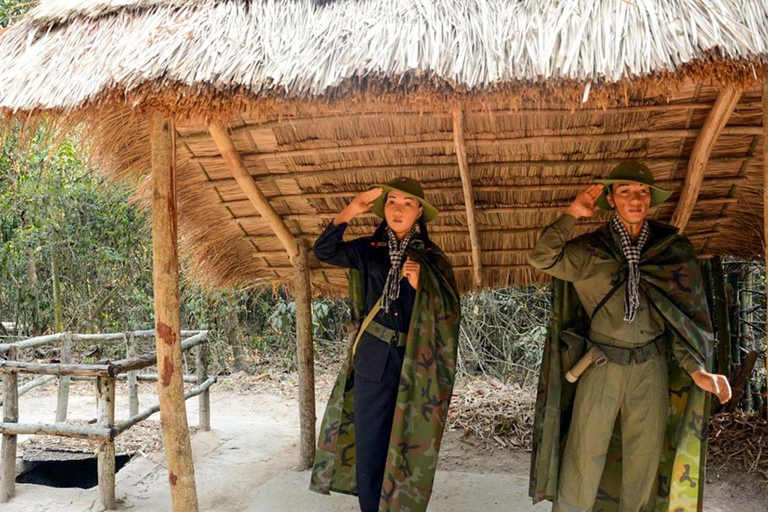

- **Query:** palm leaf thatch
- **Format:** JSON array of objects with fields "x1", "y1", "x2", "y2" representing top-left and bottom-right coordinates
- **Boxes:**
[{"x1": 0, "y1": 0, "x2": 767, "y2": 294}]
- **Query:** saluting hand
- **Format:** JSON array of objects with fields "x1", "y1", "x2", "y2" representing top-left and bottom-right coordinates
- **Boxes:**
[
  {"x1": 566, "y1": 184, "x2": 603, "y2": 219},
  {"x1": 333, "y1": 187, "x2": 384, "y2": 225},
  {"x1": 402, "y1": 258, "x2": 421, "y2": 289}
]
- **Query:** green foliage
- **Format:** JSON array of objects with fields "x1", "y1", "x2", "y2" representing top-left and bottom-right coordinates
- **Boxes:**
[
  {"x1": 0, "y1": 124, "x2": 154, "y2": 335},
  {"x1": 0, "y1": 0, "x2": 31, "y2": 28}
]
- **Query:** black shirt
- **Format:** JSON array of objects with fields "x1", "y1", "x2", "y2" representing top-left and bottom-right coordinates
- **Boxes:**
[{"x1": 313, "y1": 222, "x2": 416, "y2": 332}]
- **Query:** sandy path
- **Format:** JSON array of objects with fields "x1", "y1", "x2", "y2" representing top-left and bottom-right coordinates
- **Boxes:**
[{"x1": 1, "y1": 380, "x2": 765, "y2": 512}]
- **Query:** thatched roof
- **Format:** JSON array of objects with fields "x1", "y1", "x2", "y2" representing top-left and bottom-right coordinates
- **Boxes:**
[
  {"x1": 0, "y1": 0, "x2": 767, "y2": 294},
  {"x1": 2, "y1": 0, "x2": 767, "y2": 111}
]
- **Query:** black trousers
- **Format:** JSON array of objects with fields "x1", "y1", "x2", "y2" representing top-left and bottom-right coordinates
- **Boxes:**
[{"x1": 353, "y1": 335, "x2": 405, "y2": 512}]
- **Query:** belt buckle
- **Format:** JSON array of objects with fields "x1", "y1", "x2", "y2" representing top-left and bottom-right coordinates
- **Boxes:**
[{"x1": 631, "y1": 346, "x2": 644, "y2": 364}]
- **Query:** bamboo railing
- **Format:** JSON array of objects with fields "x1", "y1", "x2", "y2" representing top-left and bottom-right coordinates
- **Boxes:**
[{"x1": 0, "y1": 330, "x2": 215, "y2": 509}]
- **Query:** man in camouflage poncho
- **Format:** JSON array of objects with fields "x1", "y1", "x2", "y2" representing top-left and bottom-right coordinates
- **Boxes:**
[
  {"x1": 528, "y1": 161, "x2": 732, "y2": 512},
  {"x1": 310, "y1": 178, "x2": 460, "y2": 512}
]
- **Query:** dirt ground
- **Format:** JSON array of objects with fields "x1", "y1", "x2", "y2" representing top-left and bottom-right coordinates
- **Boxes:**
[{"x1": 2, "y1": 375, "x2": 767, "y2": 512}]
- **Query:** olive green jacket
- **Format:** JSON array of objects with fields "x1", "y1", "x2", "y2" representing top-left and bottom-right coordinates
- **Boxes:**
[{"x1": 528, "y1": 214, "x2": 702, "y2": 375}]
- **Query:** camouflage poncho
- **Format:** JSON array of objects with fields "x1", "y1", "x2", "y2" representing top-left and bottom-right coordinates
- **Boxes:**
[
  {"x1": 310, "y1": 240, "x2": 461, "y2": 512},
  {"x1": 530, "y1": 221, "x2": 714, "y2": 511}
]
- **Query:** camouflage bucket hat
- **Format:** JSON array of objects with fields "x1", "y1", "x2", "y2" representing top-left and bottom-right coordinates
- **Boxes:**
[
  {"x1": 594, "y1": 160, "x2": 673, "y2": 211},
  {"x1": 371, "y1": 177, "x2": 438, "y2": 222}
]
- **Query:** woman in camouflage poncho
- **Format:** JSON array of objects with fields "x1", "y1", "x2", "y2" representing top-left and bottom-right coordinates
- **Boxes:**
[{"x1": 310, "y1": 177, "x2": 460, "y2": 512}]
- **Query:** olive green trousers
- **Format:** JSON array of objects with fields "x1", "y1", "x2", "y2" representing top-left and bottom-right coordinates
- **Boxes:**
[{"x1": 553, "y1": 355, "x2": 669, "y2": 512}]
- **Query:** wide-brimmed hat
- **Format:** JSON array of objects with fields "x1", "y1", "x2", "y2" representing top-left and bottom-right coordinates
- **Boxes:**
[
  {"x1": 371, "y1": 177, "x2": 438, "y2": 222},
  {"x1": 594, "y1": 161, "x2": 673, "y2": 210}
]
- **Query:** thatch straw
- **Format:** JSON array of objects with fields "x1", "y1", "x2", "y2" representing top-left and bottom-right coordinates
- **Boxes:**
[
  {"x1": 0, "y1": 1, "x2": 766, "y2": 294},
  {"x1": 1, "y1": 0, "x2": 766, "y2": 113}
]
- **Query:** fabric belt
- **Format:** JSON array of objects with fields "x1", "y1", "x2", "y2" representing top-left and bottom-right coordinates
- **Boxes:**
[
  {"x1": 589, "y1": 335, "x2": 664, "y2": 365},
  {"x1": 364, "y1": 319, "x2": 407, "y2": 348}
]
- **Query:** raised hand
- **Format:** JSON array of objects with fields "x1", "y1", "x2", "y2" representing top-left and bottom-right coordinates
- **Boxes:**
[
  {"x1": 333, "y1": 187, "x2": 384, "y2": 225},
  {"x1": 566, "y1": 184, "x2": 604, "y2": 219}
]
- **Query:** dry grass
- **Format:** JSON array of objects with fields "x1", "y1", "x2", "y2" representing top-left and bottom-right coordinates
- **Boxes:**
[
  {"x1": 447, "y1": 377, "x2": 535, "y2": 450},
  {"x1": 708, "y1": 410, "x2": 768, "y2": 482},
  {"x1": 0, "y1": 1, "x2": 765, "y2": 295},
  {"x1": 1, "y1": 0, "x2": 765, "y2": 112}
]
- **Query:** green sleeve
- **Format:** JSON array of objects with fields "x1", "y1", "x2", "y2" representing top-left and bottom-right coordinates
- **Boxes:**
[
  {"x1": 671, "y1": 332, "x2": 706, "y2": 375},
  {"x1": 528, "y1": 215, "x2": 592, "y2": 282}
]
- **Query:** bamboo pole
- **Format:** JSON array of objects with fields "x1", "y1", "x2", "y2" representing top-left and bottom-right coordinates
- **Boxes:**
[
  {"x1": 711, "y1": 257, "x2": 732, "y2": 376},
  {"x1": 181, "y1": 100, "x2": 764, "y2": 140},
  {"x1": 671, "y1": 87, "x2": 742, "y2": 231},
  {"x1": 0, "y1": 347, "x2": 19, "y2": 502},
  {"x1": 196, "y1": 156, "x2": 753, "y2": 185},
  {"x1": 127, "y1": 332, "x2": 139, "y2": 418},
  {"x1": 0, "y1": 360, "x2": 111, "y2": 377},
  {"x1": 0, "y1": 421, "x2": 113, "y2": 440},
  {"x1": 199, "y1": 126, "x2": 760, "y2": 164},
  {"x1": 209, "y1": 121, "x2": 299, "y2": 260},
  {"x1": 115, "y1": 377, "x2": 216, "y2": 435},
  {"x1": 72, "y1": 330, "x2": 202, "y2": 341},
  {"x1": 293, "y1": 241, "x2": 316, "y2": 469},
  {"x1": 107, "y1": 332, "x2": 208, "y2": 377},
  {"x1": 97, "y1": 376, "x2": 116, "y2": 509},
  {"x1": 453, "y1": 105, "x2": 483, "y2": 287},
  {"x1": 71, "y1": 374, "x2": 200, "y2": 384},
  {"x1": 231, "y1": 197, "x2": 737, "y2": 223},
  {"x1": 764, "y1": 69, "x2": 768, "y2": 419},
  {"x1": 0, "y1": 375, "x2": 56, "y2": 407},
  {"x1": 211, "y1": 174, "x2": 747, "y2": 199},
  {"x1": 0, "y1": 333, "x2": 63, "y2": 354},
  {"x1": 56, "y1": 332, "x2": 73, "y2": 422},
  {"x1": 150, "y1": 113, "x2": 199, "y2": 512},
  {"x1": 195, "y1": 345, "x2": 210, "y2": 431}
]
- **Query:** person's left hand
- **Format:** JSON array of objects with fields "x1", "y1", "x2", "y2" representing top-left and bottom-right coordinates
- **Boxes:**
[
  {"x1": 691, "y1": 370, "x2": 732, "y2": 404},
  {"x1": 402, "y1": 258, "x2": 420, "y2": 289}
]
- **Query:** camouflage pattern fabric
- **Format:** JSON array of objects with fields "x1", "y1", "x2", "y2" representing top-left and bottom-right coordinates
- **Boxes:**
[
  {"x1": 310, "y1": 240, "x2": 461, "y2": 512},
  {"x1": 530, "y1": 221, "x2": 713, "y2": 512}
]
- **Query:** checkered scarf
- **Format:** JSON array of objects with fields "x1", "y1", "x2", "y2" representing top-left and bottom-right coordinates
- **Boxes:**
[
  {"x1": 382, "y1": 226, "x2": 416, "y2": 313},
  {"x1": 612, "y1": 215, "x2": 651, "y2": 323}
]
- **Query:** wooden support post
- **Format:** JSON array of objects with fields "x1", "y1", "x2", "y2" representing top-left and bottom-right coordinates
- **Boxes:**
[
  {"x1": 294, "y1": 241, "x2": 316, "y2": 469},
  {"x1": 97, "y1": 376, "x2": 116, "y2": 509},
  {"x1": 126, "y1": 332, "x2": 139, "y2": 418},
  {"x1": 671, "y1": 87, "x2": 742, "y2": 231},
  {"x1": 763, "y1": 69, "x2": 768, "y2": 419},
  {"x1": 150, "y1": 113, "x2": 199, "y2": 512},
  {"x1": 55, "y1": 332, "x2": 73, "y2": 422},
  {"x1": 0, "y1": 347, "x2": 19, "y2": 503},
  {"x1": 711, "y1": 257, "x2": 732, "y2": 376},
  {"x1": 452, "y1": 105, "x2": 483, "y2": 287},
  {"x1": 209, "y1": 120, "x2": 316, "y2": 464},
  {"x1": 196, "y1": 344, "x2": 210, "y2": 431}
]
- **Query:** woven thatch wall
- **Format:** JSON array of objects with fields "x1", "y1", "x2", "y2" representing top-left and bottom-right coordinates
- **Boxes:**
[{"x1": 0, "y1": 1, "x2": 767, "y2": 294}]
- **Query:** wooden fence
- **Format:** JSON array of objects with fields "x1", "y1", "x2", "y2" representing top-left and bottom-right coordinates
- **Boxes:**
[{"x1": 0, "y1": 330, "x2": 215, "y2": 509}]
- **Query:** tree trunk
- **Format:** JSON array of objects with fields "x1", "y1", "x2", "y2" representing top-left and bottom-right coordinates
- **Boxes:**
[
  {"x1": 26, "y1": 246, "x2": 41, "y2": 336},
  {"x1": 51, "y1": 238, "x2": 64, "y2": 333},
  {"x1": 227, "y1": 290, "x2": 244, "y2": 372},
  {"x1": 150, "y1": 113, "x2": 199, "y2": 512}
]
